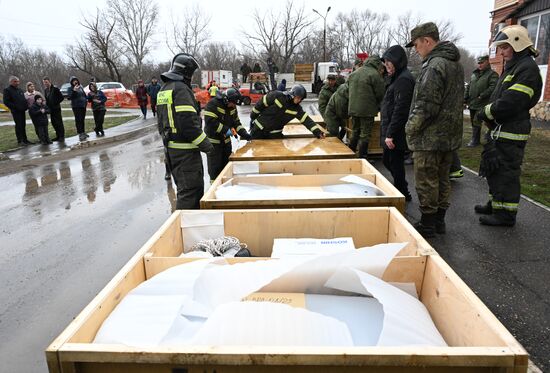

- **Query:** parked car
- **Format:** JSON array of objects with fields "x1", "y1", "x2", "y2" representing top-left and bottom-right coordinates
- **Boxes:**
[
  {"x1": 83, "y1": 82, "x2": 138, "y2": 108},
  {"x1": 60, "y1": 83, "x2": 71, "y2": 99}
]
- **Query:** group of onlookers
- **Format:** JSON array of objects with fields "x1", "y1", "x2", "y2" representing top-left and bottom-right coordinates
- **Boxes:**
[{"x1": 3, "y1": 76, "x2": 162, "y2": 145}]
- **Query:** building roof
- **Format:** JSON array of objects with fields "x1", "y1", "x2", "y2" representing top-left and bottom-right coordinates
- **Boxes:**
[{"x1": 507, "y1": 0, "x2": 550, "y2": 19}]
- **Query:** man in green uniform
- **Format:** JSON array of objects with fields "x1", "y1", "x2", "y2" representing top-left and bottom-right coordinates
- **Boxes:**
[
  {"x1": 250, "y1": 85, "x2": 325, "y2": 139},
  {"x1": 475, "y1": 25, "x2": 542, "y2": 227},
  {"x1": 324, "y1": 82, "x2": 349, "y2": 140},
  {"x1": 465, "y1": 55, "x2": 499, "y2": 147},
  {"x1": 347, "y1": 55, "x2": 385, "y2": 159},
  {"x1": 157, "y1": 53, "x2": 213, "y2": 209},
  {"x1": 318, "y1": 74, "x2": 338, "y2": 118},
  {"x1": 405, "y1": 22, "x2": 464, "y2": 238},
  {"x1": 204, "y1": 88, "x2": 252, "y2": 182}
]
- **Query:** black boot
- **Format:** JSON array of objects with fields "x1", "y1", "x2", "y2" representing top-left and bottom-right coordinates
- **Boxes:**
[
  {"x1": 466, "y1": 126, "x2": 481, "y2": 147},
  {"x1": 479, "y1": 210, "x2": 515, "y2": 227},
  {"x1": 474, "y1": 201, "x2": 492, "y2": 215},
  {"x1": 413, "y1": 213, "x2": 436, "y2": 238},
  {"x1": 358, "y1": 141, "x2": 369, "y2": 160},
  {"x1": 435, "y1": 208, "x2": 446, "y2": 234}
]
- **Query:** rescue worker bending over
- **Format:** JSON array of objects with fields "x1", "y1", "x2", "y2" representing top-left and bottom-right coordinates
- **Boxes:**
[
  {"x1": 250, "y1": 84, "x2": 325, "y2": 139},
  {"x1": 204, "y1": 88, "x2": 252, "y2": 182},
  {"x1": 157, "y1": 53, "x2": 213, "y2": 209},
  {"x1": 475, "y1": 25, "x2": 542, "y2": 227}
]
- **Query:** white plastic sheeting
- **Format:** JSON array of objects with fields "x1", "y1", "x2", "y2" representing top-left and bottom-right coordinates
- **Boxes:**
[{"x1": 93, "y1": 244, "x2": 447, "y2": 348}]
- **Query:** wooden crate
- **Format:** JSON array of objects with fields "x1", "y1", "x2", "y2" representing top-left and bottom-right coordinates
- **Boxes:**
[
  {"x1": 284, "y1": 114, "x2": 326, "y2": 138},
  {"x1": 46, "y1": 209, "x2": 528, "y2": 373},
  {"x1": 229, "y1": 137, "x2": 355, "y2": 161},
  {"x1": 346, "y1": 117, "x2": 383, "y2": 155},
  {"x1": 201, "y1": 159, "x2": 405, "y2": 211}
]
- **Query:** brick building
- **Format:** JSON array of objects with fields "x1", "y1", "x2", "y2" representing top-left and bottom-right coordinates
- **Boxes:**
[{"x1": 490, "y1": 0, "x2": 550, "y2": 101}]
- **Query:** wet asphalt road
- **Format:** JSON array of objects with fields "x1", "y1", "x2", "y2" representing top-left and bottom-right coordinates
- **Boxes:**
[{"x1": 0, "y1": 102, "x2": 548, "y2": 372}]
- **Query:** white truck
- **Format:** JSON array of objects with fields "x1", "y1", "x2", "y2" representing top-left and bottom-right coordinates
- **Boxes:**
[
  {"x1": 291, "y1": 61, "x2": 339, "y2": 93},
  {"x1": 201, "y1": 70, "x2": 233, "y2": 89}
]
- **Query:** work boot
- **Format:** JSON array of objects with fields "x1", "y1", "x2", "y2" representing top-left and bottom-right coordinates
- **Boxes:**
[
  {"x1": 435, "y1": 208, "x2": 446, "y2": 234},
  {"x1": 449, "y1": 169, "x2": 464, "y2": 179},
  {"x1": 479, "y1": 211, "x2": 515, "y2": 227},
  {"x1": 474, "y1": 201, "x2": 492, "y2": 215},
  {"x1": 358, "y1": 141, "x2": 369, "y2": 160},
  {"x1": 413, "y1": 213, "x2": 436, "y2": 238},
  {"x1": 466, "y1": 126, "x2": 481, "y2": 147}
]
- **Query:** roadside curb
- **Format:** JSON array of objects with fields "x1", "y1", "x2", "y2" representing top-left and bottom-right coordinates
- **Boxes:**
[
  {"x1": 70, "y1": 122, "x2": 157, "y2": 151},
  {"x1": 462, "y1": 165, "x2": 550, "y2": 212}
]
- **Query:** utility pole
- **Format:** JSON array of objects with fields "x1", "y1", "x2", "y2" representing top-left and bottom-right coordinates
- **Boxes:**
[{"x1": 313, "y1": 6, "x2": 331, "y2": 61}]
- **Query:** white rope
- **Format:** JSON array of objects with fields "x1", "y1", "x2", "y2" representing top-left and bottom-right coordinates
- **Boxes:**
[{"x1": 190, "y1": 236, "x2": 247, "y2": 257}]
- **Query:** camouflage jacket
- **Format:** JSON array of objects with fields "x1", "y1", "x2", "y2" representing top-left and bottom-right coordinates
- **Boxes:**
[
  {"x1": 464, "y1": 67, "x2": 498, "y2": 110},
  {"x1": 348, "y1": 56, "x2": 385, "y2": 117},
  {"x1": 405, "y1": 41, "x2": 464, "y2": 151},
  {"x1": 318, "y1": 83, "x2": 338, "y2": 117}
]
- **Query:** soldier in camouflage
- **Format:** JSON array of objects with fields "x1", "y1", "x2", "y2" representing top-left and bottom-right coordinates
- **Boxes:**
[
  {"x1": 405, "y1": 22, "x2": 464, "y2": 238},
  {"x1": 324, "y1": 81, "x2": 349, "y2": 140},
  {"x1": 347, "y1": 55, "x2": 386, "y2": 159},
  {"x1": 318, "y1": 74, "x2": 338, "y2": 118}
]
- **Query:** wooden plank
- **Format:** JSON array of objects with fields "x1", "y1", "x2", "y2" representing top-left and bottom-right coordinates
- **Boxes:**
[
  {"x1": 387, "y1": 207, "x2": 437, "y2": 256},
  {"x1": 229, "y1": 137, "x2": 355, "y2": 161},
  {"x1": 421, "y1": 255, "x2": 528, "y2": 358},
  {"x1": 287, "y1": 114, "x2": 325, "y2": 125},
  {"x1": 143, "y1": 211, "x2": 182, "y2": 257},
  {"x1": 201, "y1": 172, "x2": 404, "y2": 211},
  {"x1": 223, "y1": 209, "x2": 390, "y2": 256},
  {"x1": 56, "y1": 343, "x2": 519, "y2": 370}
]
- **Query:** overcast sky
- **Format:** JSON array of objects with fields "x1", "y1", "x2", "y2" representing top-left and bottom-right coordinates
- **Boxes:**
[{"x1": 0, "y1": 0, "x2": 494, "y2": 62}]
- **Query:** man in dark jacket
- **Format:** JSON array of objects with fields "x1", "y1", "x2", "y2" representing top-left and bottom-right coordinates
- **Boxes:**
[
  {"x1": 318, "y1": 74, "x2": 338, "y2": 118},
  {"x1": 68, "y1": 76, "x2": 88, "y2": 141},
  {"x1": 204, "y1": 88, "x2": 252, "y2": 181},
  {"x1": 380, "y1": 45, "x2": 415, "y2": 202},
  {"x1": 3, "y1": 76, "x2": 33, "y2": 145},
  {"x1": 250, "y1": 85, "x2": 324, "y2": 139},
  {"x1": 240, "y1": 62, "x2": 252, "y2": 83},
  {"x1": 475, "y1": 25, "x2": 542, "y2": 227},
  {"x1": 43, "y1": 77, "x2": 65, "y2": 141},
  {"x1": 405, "y1": 22, "x2": 464, "y2": 238},
  {"x1": 157, "y1": 53, "x2": 213, "y2": 209},
  {"x1": 146, "y1": 77, "x2": 161, "y2": 117},
  {"x1": 347, "y1": 55, "x2": 386, "y2": 159},
  {"x1": 464, "y1": 55, "x2": 499, "y2": 147}
]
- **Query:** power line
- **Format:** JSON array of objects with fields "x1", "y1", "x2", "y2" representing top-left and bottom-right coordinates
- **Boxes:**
[{"x1": 0, "y1": 16, "x2": 84, "y2": 32}]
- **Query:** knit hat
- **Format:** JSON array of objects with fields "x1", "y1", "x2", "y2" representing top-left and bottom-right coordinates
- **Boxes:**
[{"x1": 34, "y1": 94, "x2": 42, "y2": 102}]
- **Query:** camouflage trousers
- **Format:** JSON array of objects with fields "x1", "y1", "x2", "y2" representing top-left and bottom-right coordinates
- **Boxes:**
[
  {"x1": 349, "y1": 116, "x2": 374, "y2": 151},
  {"x1": 413, "y1": 150, "x2": 453, "y2": 214},
  {"x1": 324, "y1": 111, "x2": 346, "y2": 138}
]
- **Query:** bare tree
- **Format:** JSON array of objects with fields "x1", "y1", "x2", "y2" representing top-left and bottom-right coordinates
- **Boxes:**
[
  {"x1": 278, "y1": 1, "x2": 314, "y2": 72},
  {"x1": 200, "y1": 42, "x2": 240, "y2": 72},
  {"x1": 166, "y1": 4, "x2": 211, "y2": 57},
  {"x1": 80, "y1": 8, "x2": 123, "y2": 82},
  {"x1": 109, "y1": 0, "x2": 159, "y2": 80},
  {"x1": 240, "y1": 8, "x2": 282, "y2": 69},
  {"x1": 65, "y1": 41, "x2": 101, "y2": 80}
]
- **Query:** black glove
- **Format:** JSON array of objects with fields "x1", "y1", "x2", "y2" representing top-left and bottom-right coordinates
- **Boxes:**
[
  {"x1": 479, "y1": 140, "x2": 500, "y2": 177},
  {"x1": 240, "y1": 132, "x2": 252, "y2": 141},
  {"x1": 475, "y1": 109, "x2": 495, "y2": 129}
]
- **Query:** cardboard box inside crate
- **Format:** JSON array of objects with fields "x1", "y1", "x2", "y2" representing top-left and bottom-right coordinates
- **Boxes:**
[
  {"x1": 201, "y1": 160, "x2": 404, "y2": 211},
  {"x1": 46, "y1": 209, "x2": 528, "y2": 372}
]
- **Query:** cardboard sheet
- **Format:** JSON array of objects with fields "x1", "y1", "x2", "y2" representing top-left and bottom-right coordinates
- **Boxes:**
[
  {"x1": 180, "y1": 211, "x2": 225, "y2": 252},
  {"x1": 271, "y1": 237, "x2": 355, "y2": 258}
]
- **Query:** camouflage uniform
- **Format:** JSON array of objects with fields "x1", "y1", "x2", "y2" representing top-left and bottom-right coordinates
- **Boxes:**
[
  {"x1": 324, "y1": 82, "x2": 349, "y2": 138},
  {"x1": 347, "y1": 56, "x2": 385, "y2": 158},
  {"x1": 406, "y1": 41, "x2": 464, "y2": 218},
  {"x1": 318, "y1": 81, "x2": 338, "y2": 118}
]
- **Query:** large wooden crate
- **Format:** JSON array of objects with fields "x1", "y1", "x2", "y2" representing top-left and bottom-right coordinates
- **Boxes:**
[
  {"x1": 46, "y1": 208, "x2": 528, "y2": 373},
  {"x1": 201, "y1": 159, "x2": 405, "y2": 211},
  {"x1": 230, "y1": 137, "x2": 355, "y2": 161},
  {"x1": 284, "y1": 115, "x2": 327, "y2": 138},
  {"x1": 346, "y1": 116, "x2": 383, "y2": 155}
]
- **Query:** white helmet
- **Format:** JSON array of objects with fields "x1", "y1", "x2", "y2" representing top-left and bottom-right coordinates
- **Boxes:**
[{"x1": 492, "y1": 25, "x2": 533, "y2": 52}]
